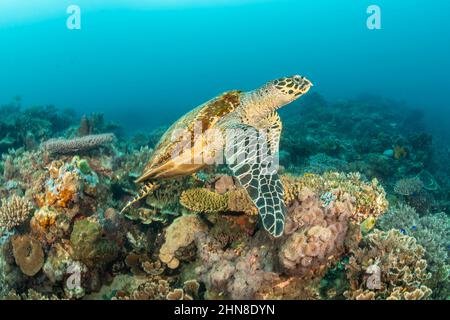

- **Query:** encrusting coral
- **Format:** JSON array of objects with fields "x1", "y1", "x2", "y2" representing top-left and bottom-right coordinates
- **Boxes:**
[
  {"x1": 0, "y1": 195, "x2": 34, "y2": 230},
  {"x1": 344, "y1": 229, "x2": 432, "y2": 300}
]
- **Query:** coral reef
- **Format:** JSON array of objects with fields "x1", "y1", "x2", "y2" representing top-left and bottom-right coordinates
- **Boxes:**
[
  {"x1": 195, "y1": 232, "x2": 277, "y2": 300},
  {"x1": 378, "y1": 204, "x2": 449, "y2": 299},
  {"x1": 0, "y1": 95, "x2": 448, "y2": 301},
  {"x1": 344, "y1": 229, "x2": 432, "y2": 300}
]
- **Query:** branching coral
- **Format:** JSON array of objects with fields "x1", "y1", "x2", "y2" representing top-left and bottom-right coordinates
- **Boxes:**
[
  {"x1": 42, "y1": 133, "x2": 115, "y2": 155},
  {"x1": 0, "y1": 195, "x2": 34, "y2": 230},
  {"x1": 344, "y1": 229, "x2": 432, "y2": 300},
  {"x1": 11, "y1": 235, "x2": 45, "y2": 276},
  {"x1": 393, "y1": 177, "x2": 424, "y2": 196},
  {"x1": 159, "y1": 215, "x2": 207, "y2": 269}
]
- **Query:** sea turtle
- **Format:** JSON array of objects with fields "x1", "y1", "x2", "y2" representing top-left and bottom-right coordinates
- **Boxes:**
[{"x1": 121, "y1": 75, "x2": 313, "y2": 237}]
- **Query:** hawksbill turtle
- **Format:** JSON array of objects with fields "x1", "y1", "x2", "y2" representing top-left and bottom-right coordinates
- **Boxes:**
[{"x1": 121, "y1": 75, "x2": 313, "y2": 237}]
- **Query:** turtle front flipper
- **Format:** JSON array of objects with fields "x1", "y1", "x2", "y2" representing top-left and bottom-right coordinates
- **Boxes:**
[
  {"x1": 120, "y1": 182, "x2": 158, "y2": 214},
  {"x1": 224, "y1": 123, "x2": 286, "y2": 237}
]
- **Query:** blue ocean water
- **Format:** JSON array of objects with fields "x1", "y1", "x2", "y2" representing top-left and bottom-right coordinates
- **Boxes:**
[{"x1": 0, "y1": 0, "x2": 449, "y2": 133}]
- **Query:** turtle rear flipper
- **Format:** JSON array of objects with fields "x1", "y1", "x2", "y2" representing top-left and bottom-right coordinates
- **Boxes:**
[{"x1": 224, "y1": 124, "x2": 286, "y2": 237}]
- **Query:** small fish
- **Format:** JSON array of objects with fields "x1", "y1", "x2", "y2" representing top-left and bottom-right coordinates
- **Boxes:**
[
  {"x1": 411, "y1": 225, "x2": 417, "y2": 231},
  {"x1": 360, "y1": 216, "x2": 377, "y2": 234},
  {"x1": 400, "y1": 228, "x2": 407, "y2": 235}
]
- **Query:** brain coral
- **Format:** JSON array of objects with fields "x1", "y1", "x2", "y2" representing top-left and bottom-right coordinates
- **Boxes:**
[
  {"x1": 159, "y1": 215, "x2": 207, "y2": 269},
  {"x1": 11, "y1": 234, "x2": 45, "y2": 276}
]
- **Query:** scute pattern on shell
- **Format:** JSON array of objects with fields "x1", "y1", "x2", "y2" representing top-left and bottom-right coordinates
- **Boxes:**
[{"x1": 137, "y1": 90, "x2": 241, "y2": 182}]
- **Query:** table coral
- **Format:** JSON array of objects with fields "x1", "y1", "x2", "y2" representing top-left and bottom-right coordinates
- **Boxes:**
[
  {"x1": 11, "y1": 234, "x2": 44, "y2": 276},
  {"x1": 159, "y1": 215, "x2": 207, "y2": 269},
  {"x1": 344, "y1": 229, "x2": 432, "y2": 300},
  {"x1": 0, "y1": 195, "x2": 34, "y2": 230}
]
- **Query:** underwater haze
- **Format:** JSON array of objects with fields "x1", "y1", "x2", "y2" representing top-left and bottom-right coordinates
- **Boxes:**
[
  {"x1": 1, "y1": 0, "x2": 450, "y2": 132},
  {"x1": 0, "y1": 0, "x2": 449, "y2": 302}
]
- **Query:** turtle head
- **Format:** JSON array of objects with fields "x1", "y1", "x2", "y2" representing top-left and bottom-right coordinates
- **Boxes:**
[{"x1": 267, "y1": 75, "x2": 313, "y2": 106}]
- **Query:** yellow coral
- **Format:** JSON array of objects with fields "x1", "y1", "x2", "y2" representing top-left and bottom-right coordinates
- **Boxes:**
[
  {"x1": 180, "y1": 187, "x2": 257, "y2": 215},
  {"x1": 180, "y1": 188, "x2": 228, "y2": 213}
]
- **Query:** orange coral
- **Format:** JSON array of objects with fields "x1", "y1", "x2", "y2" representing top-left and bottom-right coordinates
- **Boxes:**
[{"x1": 45, "y1": 170, "x2": 79, "y2": 208}]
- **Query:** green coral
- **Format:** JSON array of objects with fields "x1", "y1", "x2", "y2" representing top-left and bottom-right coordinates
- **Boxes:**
[{"x1": 70, "y1": 218, "x2": 118, "y2": 268}]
